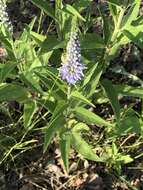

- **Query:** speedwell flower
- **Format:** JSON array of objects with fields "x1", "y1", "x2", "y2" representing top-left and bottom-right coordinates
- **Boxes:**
[
  {"x1": 0, "y1": 0, "x2": 13, "y2": 33},
  {"x1": 59, "y1": 32, "x2": 85, "y2": 84}
]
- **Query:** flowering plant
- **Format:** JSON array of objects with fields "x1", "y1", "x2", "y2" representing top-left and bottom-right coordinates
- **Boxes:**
[{"x1": 0, "y1": 0, "x2": 142, "y2": 178}]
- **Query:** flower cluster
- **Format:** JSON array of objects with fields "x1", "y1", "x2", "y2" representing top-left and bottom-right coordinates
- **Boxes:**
[
  {"x1": 59, "y1": 32, "x2": 85, "y2": 85},
  {"x1": 0, "y1": 0, "x2": 13, "y2": 33}
]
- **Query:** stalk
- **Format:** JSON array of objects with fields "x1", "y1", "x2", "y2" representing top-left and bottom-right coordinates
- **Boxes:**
[
  {"x1": 55, "y1": 0, "x2": 63, "y2": 40},
  {"x1": 110, "y1": 7, "x2": 125, "y2": 43}
]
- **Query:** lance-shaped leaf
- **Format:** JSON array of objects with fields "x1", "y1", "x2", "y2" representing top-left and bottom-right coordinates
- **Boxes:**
[
  {"x1": 101, "y1": 80, "x2": 120, "y2": 125},
  {"x1": 30, "y1": 0, "x2": 56, "y2": 20},
  {"x1": 0, "y1": 83, "x2": 29, "y2": 101},
  {"x1": 59, "y1": 131, "x2": 71, "y2": 172},
  {"x1": 44, "y1": 101, "x2": 66, "y2": 152},
  {"x1": 74, "y1": 107, "x2": 114, "y2": 127},
  {"x1": 71, "y1": 123, "x2": 102, "y2": 162},
  {"x1": 71, "y1": 91, "x2": 95, "y2": 107}
]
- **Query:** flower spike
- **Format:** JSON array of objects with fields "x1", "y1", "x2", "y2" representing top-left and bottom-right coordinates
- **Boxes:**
[{"x1": 59, "y1": 32, "x2": 85, "y2": 85}]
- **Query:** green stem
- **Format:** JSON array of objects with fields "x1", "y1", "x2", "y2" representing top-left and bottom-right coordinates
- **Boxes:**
[
  {"x1": 67, "y1": 85, "x2": 71, "y2": 100},
  {"x1": 37, "y1": 10, "x2": 43, "y2": 33},
  {"x1": 55, "y1": 0, "x2": 63, "y2": 40},
  {"x1": 65, "y1": 85, "x2": 71, "y2": 118},
  {"x1": 110, "y1": 8, "x2": 125, "y2": 43}
]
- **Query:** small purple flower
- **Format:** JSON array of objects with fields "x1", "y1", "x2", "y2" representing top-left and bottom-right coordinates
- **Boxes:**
[{"x1": 59, "y1": 32, "x2": 85, "y2": 84}]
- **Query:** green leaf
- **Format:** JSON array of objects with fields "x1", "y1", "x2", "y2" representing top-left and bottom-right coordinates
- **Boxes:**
[
  {"x1": 0, "y1": 33, "x2": 16, "y2": 59},
  {"x1": 35, "y1": 69, "x2": 67, "y2": 100},
  {"x1": 59, "y1": 132, "x2": 71, "y2": 172},
  {"x1": 112, "y1": 143, "x2": 118, "y2": 155},
  {"x1": 108, "y1": 3, "x2": 118, "y2": 24},
  {"x1": 102, "y1": 14, "x2": 112, "y2": 44},
  {"x1": 94, "y1": 90, "x2": 109, "y2": 104},
  {"x1": 84, "y1": 62, "x2": 104, "y2": 98},
  {"x1": 30, "y1": 31, "x2": 46, "y2": 44},
  {"x1": 107, "y1": 0, "x2": 120, "y2": 6},
  {"x1": 121, "y1": 0, "x2": 141, "y2": 28},
  {"x1": 71, "y1": 91, "x2": 95, "y2": 107},
  {"x1": 15, "y1": 40, "x2": 37, "y2": 71},
  {"x1": 121, "y1": 24, "x2": 143, "y2": 45},
  {"x1": 40, "y1": 36, "x2": 65, "y2": 53},
  {"x1": 0, "y1": 62, "x2": 17, "y2": 82},
  {"x1": 0, "y1": 83, "x2": 29, "y2": 101},
  {"x1": 29, "y1": 57, "x2": 42, "y2": 70},
  {"x1": 20, "y1": 72, "x2": 43, "y2": 95},
  {"x1": 38, "y1": 99, "x2": 56, "y2": 114},
  {"x1": 99, "y1": 6, "x2": 112, "y2": 45},
  {"x1": 74, "y1": 107, "x2": 113, "y2": 127},
  {"x1": 63, "y1": 4, "x2": 86, "y2": 22},
  {"x1": 71, "y1": 123, "x2": 102, "y2": 162},
  {"x1": 117, "y1": 155, "x2": 133, "y2": 164},
  {"x1": 113, "y1": 84, "x2": 143, "y2": 99},
  {"x1": 108, "y1": 24, "x2": 143, "y2": 58},
  {"x1": 23, "y1": 100, "x2": 37, "y2": 129},
  {"x1": 82, "y1": 63, "x2": 98, "y2": 87},
  {"x1": 30, "y1": 0, "x2": 56, "y2": 20},
  {"x1": 132, "y1": 15, "x2": 143, "y2": 26},
  {"x1": 72, "y1": 122, "x2": 90, "y2": 133},
  {"x1": 117, "y1": 108, "x2": 141, "y2": 135},
  {"x1": 19, "y1": 17, "x2": 37, "y2": 42},
  {"x1": 40, "y1": 33, "x2": 105, "y2": 53},
  {"x1": 122, "y1": 29, "x2": 143, "y2": 49},
  {"x1": 44, "y1": 101, "x2": 66, "y2": 152},
  {"x1": 51, "y1": 101, "x2": 66, "y2": 120},
  {"x1": 55, "y1": 0, "x2": 64, "y2": 39},
  {"x1": 73, "y1": 0, "x2": 92, "y2": 12},
  {"x1": 39, "y1": 51, "x2": 53, "y2": 65},
  {"x1": 101, "y1": 80, "x2": 120, "y2": 125},
  {"x1": 80, "y1": 33, "x2": 105, "y2": 49},
  {"x1": 60, "y1": 12, "x2": 78, "y2": 40}
]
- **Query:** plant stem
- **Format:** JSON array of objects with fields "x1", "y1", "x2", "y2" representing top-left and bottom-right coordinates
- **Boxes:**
[
  {"x1": 55, "y1": 0, "x2": 63, "y2": 40},
  {"x1": 67, "y1": 85, "x2": 71, "y2": 100},
  {"x1": 37, "y1": 10, "x2": 43, "y2": 33},
  {"x1": 110, "y1": 8, "x2": 125, "y2": 43}
]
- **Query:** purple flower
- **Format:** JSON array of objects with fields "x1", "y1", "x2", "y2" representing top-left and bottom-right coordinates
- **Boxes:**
[{"x1": 59, "y1": 32, "x2": 85, "y2": 84}]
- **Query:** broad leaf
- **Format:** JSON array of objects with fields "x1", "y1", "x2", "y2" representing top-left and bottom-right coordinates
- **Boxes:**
[
  {"x1": 84, "y1": 62, "x2": 104, "y2": 98},
  {"x1": 71, "y1": 123, "x2": 102, "y2": 162},
  {"x1": 0, "y1": 62, "x2": 17, "y2": 82},
  {"x1": 63, "y1": 4, "x2": 86, "y2": 22},
  {"x1": 44, "y1": 101, "x2": 66, "y2": 152},
  {"x1": 71, "y1": 91, "x2": 95, "y2": 107},
  {"x1": 117, "y1": 108, "x2": 141, "y2": 135},
  {"x1": 80, "y1": 33, "x2": 105, "y2": 49},
  {"x1": 30, "y1": 31, "x2": 46, "y2": 43},
  {"x1": 74, "y1": 107, "x2": 114, "y2": 127},
  {"x1": 0, "y1": 83, "x2": 29, "y2": 101},
  {"x1": 20, "y1": 72, "x2": 43, "y2": 95},
  {"x1": 40, "y1": 36, "x2": 65, "y2": 53},
  {"x1": 101, "y1": 80, "x2": 120, "y2": 125}
]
